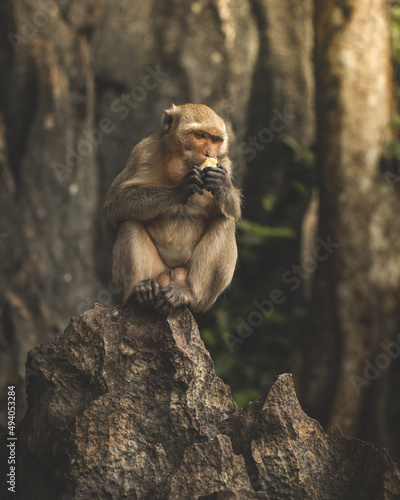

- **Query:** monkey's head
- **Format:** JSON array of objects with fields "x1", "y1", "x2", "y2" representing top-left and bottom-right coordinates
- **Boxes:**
[{"x1": 162, "y1": 104, "x2": 229, "y2": 167}]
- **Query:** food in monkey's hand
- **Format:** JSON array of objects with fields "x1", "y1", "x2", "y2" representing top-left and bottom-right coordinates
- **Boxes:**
[
  {"x1": 198, "y1": 157, "x2": 218, "y2": 170},
  {"x1": 200, "y1": 157, "x2": 227, "y2": 196}
]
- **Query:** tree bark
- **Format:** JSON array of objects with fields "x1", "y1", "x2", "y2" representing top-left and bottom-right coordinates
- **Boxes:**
[
  {"x1": 243, "y1": 0, "x2": 315, "y2": 222},
  {"x1": 304, "y1": 0, "x2": 398, "y2": 452}
]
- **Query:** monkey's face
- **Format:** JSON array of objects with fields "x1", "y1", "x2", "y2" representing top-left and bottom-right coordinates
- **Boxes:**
[
  {"x1": 176, "y1": 125, "x2": 228, "y2": 169},
  {"x1": 185, "y1": 129, "x2": 224, "y2": 164},
  {"x1": 163, "y1": 104, "x2": 229, "y2": 168}
]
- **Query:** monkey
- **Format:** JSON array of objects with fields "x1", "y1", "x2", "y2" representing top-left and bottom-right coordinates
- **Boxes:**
[{"x1": 102, "y1": 103, "x2": 241, "y2": 313}]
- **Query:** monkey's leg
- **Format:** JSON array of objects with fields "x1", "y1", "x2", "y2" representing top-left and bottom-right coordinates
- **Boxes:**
[
  {"x1": 188, "y1": 219, "x2": 237, "y2": 312},
  {"x1": 112, "y1": 221, "x2": 168, "y2": 304},
  {"x1": 156, "y1": 220, "x2": 237, "y2": 312}
]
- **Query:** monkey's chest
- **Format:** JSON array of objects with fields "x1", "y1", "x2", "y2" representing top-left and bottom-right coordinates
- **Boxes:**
[{"x1": 145, "y1": 214, "x2": 209, "y2": 267}]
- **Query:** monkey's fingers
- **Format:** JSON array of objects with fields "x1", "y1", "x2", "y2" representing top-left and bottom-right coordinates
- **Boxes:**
[
  {"x1": 148, "y1": 280, "x2": 160, "y2": 302},
  {"x1": 190, "y1": 174, "x2": 204, "y2": 184},
  {"x1": 202, "y1": 168, "x2": 226, "y2": 180},
  {"x1": 184, "y1": 171, "x2": 205, "y2": 196},
  {"x1": 155, "y1": 284, "x2": 191, "y2": 312},
  {"x1": 184, "y1": 166, "x2": 202, "y2": 179},
  {"x1": 190, "y1": 184, "x2": 204, "y2": 195},
  {"x1": 203, "y1": 173, "x2": 224, "y2": 193},
  {"x1": 202, "y1": 168, "x2": 227, "y2": 184},
  {"x1": 175, "y1": 170, "x2": 205, "y2": 202},
  {"x1": 184, "y1": 171, "x2": 204, "y2": 187},
  {"x1": 204, "y1": 185, "x2": 222, "y2": 197},
  {"x1": 203, "y1": 180, "x2": 222, "y2": 189},
  {"x1": 202, "y1": 167, "x2": 227, "y2": 195},
  {"x1": 132, "y1": 279, "x2": 160, "y2": 305}
]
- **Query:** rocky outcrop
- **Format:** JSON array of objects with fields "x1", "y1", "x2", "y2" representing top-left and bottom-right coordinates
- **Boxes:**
[{"x1": 2, "y1": 304, "x2": 399, "y2": 499}]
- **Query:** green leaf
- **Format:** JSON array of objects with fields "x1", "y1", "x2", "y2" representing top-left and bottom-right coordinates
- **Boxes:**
[
  {"x1": 233, "y1": 388, "x2": 263, "y2": 408},
  {"x1": 237, "y1": 219, "x2": 295, "y2": 238},
  {"x1": 262, "y1": 194, "x2": 277, "y2": 213},
  {"x1": 280, "y1": 134, "x2": 315, "y2": 168}
]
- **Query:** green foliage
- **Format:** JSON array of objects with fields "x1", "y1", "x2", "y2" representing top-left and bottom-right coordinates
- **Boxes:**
[
  {"x1": 392, "y1": 6, "x2": 400, "y2": 71},
  {"x1": 238, "y1": 219, "x2": 295, "y2": 240},
  {"x1": 381, "y1": 8, "x2": 400, "y2": 185},
  {"x1": 280, "y1": 134, "x2": 315, "y2": 169},
  {"x1": 262, "y1": 194, "x2": 277, "y2": 213}
]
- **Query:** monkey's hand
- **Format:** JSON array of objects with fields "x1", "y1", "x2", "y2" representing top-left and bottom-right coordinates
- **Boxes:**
[
  {"x1": 202, "y1": 164, "x2": 230, "y2": 197},
  {"x1": 156, "y1": 283, "x2": 193, "y2": 313},
  {"x1": 173, "y1": 166, "x2": 204, "y2": 204},
  {"x1": 130, "y1": 279, "x2": 160, "y2": 306}
]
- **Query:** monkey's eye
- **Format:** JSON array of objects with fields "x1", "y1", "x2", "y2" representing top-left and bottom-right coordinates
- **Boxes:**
[
  {"x1": 212, "y1": 136, "x2": 222, "y2": 144},
  {"x1": 194, "y1": 131, "x2": 206, "y2": 140}
]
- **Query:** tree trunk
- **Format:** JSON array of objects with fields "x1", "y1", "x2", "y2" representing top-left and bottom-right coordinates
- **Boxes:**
[
  {"x1": 304, "y1": 0, "x2": 399, "y2": 454},
  {"x1": 242, "y1": 0, "x2": 315, "y2": 222}
]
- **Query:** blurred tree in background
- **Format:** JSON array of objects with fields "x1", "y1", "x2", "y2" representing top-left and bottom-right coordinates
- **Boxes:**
[{"x1": 1, "y1": 0, "x2": 399, "y2": 462}]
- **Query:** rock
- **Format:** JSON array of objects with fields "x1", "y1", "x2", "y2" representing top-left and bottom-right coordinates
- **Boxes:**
[
  {"x1": 2, "y1": 304, "x2": 399, "y2": 499},
  {"x1": 200, "y1": 489, "x2": 270, "y2": 499},
  {"x1": 154, "y1": 435, "x2": 255, "y2": 499}
]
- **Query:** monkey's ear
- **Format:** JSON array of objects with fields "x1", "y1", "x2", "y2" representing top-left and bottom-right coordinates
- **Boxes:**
[
  {"x1": 163, "y1": 111, "x2": 173, "y2": 132},
  {"x1": 163, "y1": 104, "x2": 177, "y2": 132}
]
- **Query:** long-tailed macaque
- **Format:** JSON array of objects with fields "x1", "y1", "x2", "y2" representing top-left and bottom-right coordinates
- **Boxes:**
[{"x1": 102, "y1": 103, "x2": 241, "y2": 312}]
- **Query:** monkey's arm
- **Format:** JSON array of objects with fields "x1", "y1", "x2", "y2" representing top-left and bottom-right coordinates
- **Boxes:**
[
  {"x1": 102, "y1": 166, "x2": 204, "y2": 232},
  {"x1": 202, "y1": 165, "x2": 241, "y2": 220},
  {"x1": 216, "y1": 183, "x2": 242, "y2": 220},
  {"x1": 188, "y1": 217, "x2": 238, "y2": 311},
  {"x1": 103, "y1": 185, "x2": 178, "y2": 226}
]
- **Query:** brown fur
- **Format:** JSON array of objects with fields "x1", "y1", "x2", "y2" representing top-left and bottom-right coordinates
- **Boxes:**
[{"x1": 102, "y1": 103, "x2": 241, "y2": 312}]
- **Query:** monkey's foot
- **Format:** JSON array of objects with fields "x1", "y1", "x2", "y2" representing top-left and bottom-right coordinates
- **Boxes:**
[
  {"x1": 156, "y1": 283, "x2": 192, "y2": 313},
  {"x1": 130, "y1": 279, "x2": 160, "y2": 306}
]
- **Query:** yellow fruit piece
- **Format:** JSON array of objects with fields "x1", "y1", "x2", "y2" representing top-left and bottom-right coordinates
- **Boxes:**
[{"x1": 199, "y1": 158, "x2": 218, "y2": 169}]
